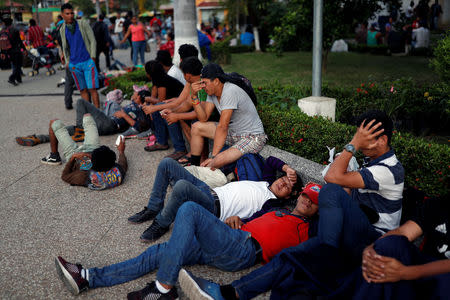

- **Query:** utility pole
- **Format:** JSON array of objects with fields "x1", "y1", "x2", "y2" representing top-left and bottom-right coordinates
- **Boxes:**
[
  {"x1": 95, "y1": 0, "x2": 101, "y2": 20},
  {"x1": 34, "y1": 0, "x2": 40, "y2": 26},
  {"x1": 312, "y1": 0, "x2": 323, "y2": 97}
]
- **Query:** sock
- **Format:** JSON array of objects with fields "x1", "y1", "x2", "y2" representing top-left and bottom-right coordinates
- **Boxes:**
[
  {"x1": 190, "y1": 155, "x2": 201, "y2": 166},
  {"x1": 155, "y1": 280, "x2": 170, "y2": 294},
  {"x1": 81, "y1": 269, "x2": 89, "y2": 282},
  {"x1": 220, "y1": 285, "x2": 238, "y2": 300}
]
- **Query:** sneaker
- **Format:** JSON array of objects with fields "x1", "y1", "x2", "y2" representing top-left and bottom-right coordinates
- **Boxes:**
[
  {"x1": 54, "y1": 256, "x2": 89, "y2": 295},
  {"x1": 179, "y1": 269, "x2": 224, "y2": 300},
  {"x1": 137, "y1": 129, "x2": 154, "y2": 140},
  {"x1": 8, "y1": 79, "x2": 17, "y2": 86},
  {"x1": 41, "y1": 153, "x2": 62, "y2": 165},
  {"x1": 127, "y1": 281, "x2": 178, "y2": 300},
  {"x1": 128, "y1": 207, "x2": 159, "y2": 224},
  {"x1": 16, "y1": 135, "x2": 41, "y2": 146},
  {"x1": 140, "y1": 220, "x2": 170, "y2": 243},
  {"x1": 144, "y1": 143, "x2": 169, "y2": 152}
]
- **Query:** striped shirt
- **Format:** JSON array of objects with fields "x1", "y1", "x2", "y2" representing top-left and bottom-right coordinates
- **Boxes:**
[
  {"x1": 27, "y1": 25, "x2": 45, "y2": 48},
  {"x1": 352, "y1": 150, "x2": 404, "y2": 233}
]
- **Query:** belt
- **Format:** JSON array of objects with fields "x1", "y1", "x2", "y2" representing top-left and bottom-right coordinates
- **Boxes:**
[
  {"x1": 251, "y1": 237, "x2": 263, "y2": 265},
  {"x1": 210, "y1": 189, "x2": 221, "y2": 218}
]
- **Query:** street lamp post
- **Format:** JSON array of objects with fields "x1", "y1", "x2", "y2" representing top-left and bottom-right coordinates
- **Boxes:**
[{"x1": 312, "y1": 0, "x2": 323, "y2": 97}]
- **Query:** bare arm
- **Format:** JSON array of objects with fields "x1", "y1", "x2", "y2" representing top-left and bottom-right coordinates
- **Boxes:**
[{"x1": 121, "y1": 27, "x2": 131, "y2": 43}]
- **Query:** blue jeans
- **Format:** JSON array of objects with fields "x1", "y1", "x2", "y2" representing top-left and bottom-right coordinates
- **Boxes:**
[
  {"x1": 352, "y1": 235, "x2": 450, "y2": 300},
  {"x1": 88, "y1": 202, "x2": 257, "y2": 287},
  {"x1": 147, "y1": 158, "x2": 215, "y2": 228},
  {"x1": 75, "y1": 99, "x2": 117, "y2": 135},
  {"x1": 132, "y1": 40, "x2": 146, "y2": 66},
  {"x1": 151, "y1": 108, "x2": 186, "y2": 152}
]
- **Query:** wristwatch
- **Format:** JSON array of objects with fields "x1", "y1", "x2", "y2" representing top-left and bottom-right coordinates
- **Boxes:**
[{"x1": 344, "y1": 144, "x2": 356, "y2": 155}]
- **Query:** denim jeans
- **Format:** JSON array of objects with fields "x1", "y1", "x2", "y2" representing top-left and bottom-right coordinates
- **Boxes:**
[
  {"x1": 151, "y1": 108, "x2": 186, "y2": 152},
  {"x1": 352, "y1": 235, "x2": 450, "y2": 300},
  {"x1": 88, "y1": 202, "x2": 257, "y2": 287},
  {"x1": 75, "y1": 99, "x2": 117, "y2": 135},
  {"x1": 147, "y1": 158, "x2": 215, "y2": 228},
  {"x1": 131, "y1": 40, "x2": 146, "y2": 66}
]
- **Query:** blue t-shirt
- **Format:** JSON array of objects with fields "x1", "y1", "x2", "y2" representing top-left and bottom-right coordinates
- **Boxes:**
[
  {"x1": 240, "y1": 32, "x2": 254, "y2": 46},
  {"x1": 110, "y1": 102, "x2": 150, "y2": 132},
  {"x1": 352, "y1": 150, "x2": 404, "y2": 233},
  {"x1": 66, "y1": 22, "x2": 91, "y2": 64}
]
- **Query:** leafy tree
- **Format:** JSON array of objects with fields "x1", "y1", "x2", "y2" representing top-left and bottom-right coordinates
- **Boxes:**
[{"x1": 430, "y1": 32, "x2": 450, "y2": 83}]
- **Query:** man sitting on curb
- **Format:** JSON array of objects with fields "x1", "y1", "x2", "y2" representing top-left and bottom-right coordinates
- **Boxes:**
[
  {"x1": 188, "y1": 63, "x2": 266, "y2": 168},
  {"x1": 43, "y1": 113, "x2": 128, "y2": 190},
  {"x1": 179, "y1": 110, "x2": 405, "y2": 300},
  {"x1": 128, "y1": 155, "x2": 301, "y2": 242},
  {"x1": 54, "y1": 183, "x2": 321, "y2": 299},
  {"x1": 353, "y1": 195, "x2": 450, "y2": 299}
]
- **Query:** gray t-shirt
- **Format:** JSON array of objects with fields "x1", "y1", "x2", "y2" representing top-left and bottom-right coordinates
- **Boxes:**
[{"x1": 206, "y1": 82, "x2": 265, "y2": 136}]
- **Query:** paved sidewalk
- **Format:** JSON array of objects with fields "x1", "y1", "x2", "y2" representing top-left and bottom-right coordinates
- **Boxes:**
[{"x1": 0, "y1": 80, "x2": 268, "y2": 298}]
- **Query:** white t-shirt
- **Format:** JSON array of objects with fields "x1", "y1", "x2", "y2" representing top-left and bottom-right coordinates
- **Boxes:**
[
  {"x1": 214, "y1": 181, "x2": 276, "y2": 221},
  {"x1": 114, "y1": 18, "x2": 124, "y2": 34},
  {"x1": 168, "y1": 65, "x2": 186, "y2": 85}
]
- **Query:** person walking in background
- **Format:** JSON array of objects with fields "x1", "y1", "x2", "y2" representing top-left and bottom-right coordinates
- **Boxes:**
[
  {"x1": 59, "y1": 3, "x2": 100, "y2": 108},
  {"x1": 1, "y1": 18, "x2": 26, "y2": 86},
  {"x1": 92, "y1": 14, "x2": 111, "y2": 72},
  {"x1": 430, "y1": 0, "x2": 443, "y2": 30},
  {"x1": 121, "y1": 15, "x2": 152, "y2": 66},
  {"x1": 27, "y1": 19, "x2": 45, "y2": 48},
  {"x1": 122, "y1": 11, "x2": 133, "y2": 60}
]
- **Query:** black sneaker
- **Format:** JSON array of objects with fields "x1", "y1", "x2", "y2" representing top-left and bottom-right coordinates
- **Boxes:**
[
  {"x1": 54, "y1": 256, "x2": 89, "y2": 295},
  {"x1": 140, "y1": 220, "x2": 169, "y2": 243},
  {"x1": 41, "y1": 153, "x2": 62, "y2": 165},
  {"x1": 128, "y1": 207, "x2": 159, "y2": 224},
  {"x1": 8, "y1": 79, "x2": 17, "y2": 86},
  {"x1": 127, "y1": 281, "x2": 178, "y2": 300}
]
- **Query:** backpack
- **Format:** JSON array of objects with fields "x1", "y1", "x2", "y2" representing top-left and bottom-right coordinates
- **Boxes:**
[
  {"x1": 234, "y1": 153, "x2": 265, "y2": 181},
  {"x1": 226, "y1": 72, "x2": 258, "y2": 106},
  {"x1": 0, "y1": 28, "x2": 12, "y2": 51}
]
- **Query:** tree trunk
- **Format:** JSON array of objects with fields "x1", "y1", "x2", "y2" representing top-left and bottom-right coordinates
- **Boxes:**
[
  {"x1": 34, "y1": 0, "x2": 40, "y2": 26},
  {"x1": 253, "y1": 26, "x2": 261, "y2": 51},
  {"x1": 95, "y1": 0, "x2": 101, "y2": 20},
  {"x1": 173, "y1": 0, "x2": 201, "y2": 65},
  {"x1": 322, "y1": 47, "x2": 329, "y2": 73},
  {"x1": 105, "y1": 0, "x2": 110, "y2": 17}
]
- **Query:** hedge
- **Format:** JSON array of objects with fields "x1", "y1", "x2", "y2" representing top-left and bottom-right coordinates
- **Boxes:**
[
  {"x1": 103, "y1": 68, "x2": 148, "y2": 98},
  {"x1": 255, "y1": 79, "x2": 450, "y2": 135},
  {"x1": 258, "y1": 105, "x2": 449, "y2": 198}
]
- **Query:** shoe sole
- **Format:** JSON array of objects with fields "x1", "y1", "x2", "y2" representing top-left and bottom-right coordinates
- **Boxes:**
[
  {"x1": 16, "y1": 137, "x2": 37, "y2": 147},
  {"x1": 179, "y1": 269, "x2": 214, "y2": 300},
  {"x1": 54, "y1": 257, "x2": 80, "y2": 295},
  {"x1": 41, "y1": 160, "x2": 62, "y2": 165},
  {"x1": 144, "y1": 146, "x2": 170, "y2": 152}
]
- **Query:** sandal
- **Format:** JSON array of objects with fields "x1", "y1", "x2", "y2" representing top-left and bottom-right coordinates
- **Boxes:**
[
  {"x1": 177, "y1": 155, "x2": 192, "y2": 166},
  {"x1": 145, "y1": 135, "x2": 156, "y2": 147},
  {"x1": 144, "y1": 143, "x2": 169, "y2": 152},
  {"x1": 165, "y1": 151, "x2": 188, "y2": 161}
]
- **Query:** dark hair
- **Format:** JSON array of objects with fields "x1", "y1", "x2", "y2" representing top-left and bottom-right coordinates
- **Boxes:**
[
  {"x1": 156, "y1": 50, "x2": 172, "y2": 67},
  {"x1": 145, "y1": 60, "x2": 166, "y2": 86},
  {"x1": 127, "y1": 11, "x2": 133, "y2": 18},
  {"x1": 57, "y1": 15, "x2": 62, "y2": 20},
  {"x1": 3, "y1": 18, "x2": 12, "y2": 27},
  {"x1": 167, "y1": 32, "x2": 174, "y2": 40},
  {"x1": 201, "y1": 63, "x2": 257, "y2": 105},
  {"x1": 245, "y1": 24, "x2": 253, "y2": 33},
  {"x1": 91, "y1": 146, "x2": 116, "y2": 172},
  {"x1": 178, "y1": 44, "x2": 199, "y2": 60},
  {"x1": 138, "y1": 90, "x2": 151, "y2": 103},
  {"x1": 180, "y1": 56, "x2": 203, "y2": 76},
  {"x1": 355, "y1": 110, "x2": 393, "y2": 145},
  {"x1": 61, "y1": 3, "x2": 73, "y2": 12},
  {"x1": 99, "y1": 14, "x2": 105, "y2": 20},
  {"x1": 29, "y1": 19, "x2": 36, "y2": 26}
]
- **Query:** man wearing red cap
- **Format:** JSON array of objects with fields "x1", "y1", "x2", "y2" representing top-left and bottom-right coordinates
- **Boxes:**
[{"x1": 54, "y1": 183, "x2": 321, "y2": 299}]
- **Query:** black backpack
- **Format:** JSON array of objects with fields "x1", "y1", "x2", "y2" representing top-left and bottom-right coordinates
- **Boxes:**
[{"x1": 226, "y1": 72, "x2": 257, "y2": 106}]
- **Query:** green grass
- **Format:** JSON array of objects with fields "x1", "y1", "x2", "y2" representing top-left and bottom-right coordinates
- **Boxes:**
[{"x1": 222, "y1": 51, "x2": 439, "y2": 87}]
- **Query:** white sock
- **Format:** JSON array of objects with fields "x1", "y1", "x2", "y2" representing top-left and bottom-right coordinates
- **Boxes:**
[
  {"x1": 155, "y1": 280, "x2": 170, "y2": 294},
  {"x1": 81, "y1": 269, "x2": 89, "y2": 282}
]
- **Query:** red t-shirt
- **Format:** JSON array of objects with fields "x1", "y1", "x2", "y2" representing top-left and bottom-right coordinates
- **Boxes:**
[
  {"x1": 241, "y1": 211, "x2": 310, "y2": 263},
  {"x1": 160, "y1": 40, "x2": 174, "y2": 57}
]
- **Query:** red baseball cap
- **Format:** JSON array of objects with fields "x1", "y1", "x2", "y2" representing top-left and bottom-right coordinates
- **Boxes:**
[{"x1": 300, "y1": 183, "x2": 322, "y2": 205}]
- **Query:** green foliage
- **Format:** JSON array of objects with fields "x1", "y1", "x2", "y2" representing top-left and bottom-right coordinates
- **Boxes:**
[
  {"x1": 230, "y1": 44, "x2": 254, "y2": 53},
  {"x1": 430, "y1": 31, "x2": 450, "y2": 82},
  {"x1": 258, "y1": 105, "x2": 450, "y2": 198},
  {"x1": 255, "y1": 79, "x2": 450, "y2": 134},
  {"x1": 210, "y1": 37, "x2": 232, "y2": 64},
  {"x1": 69, "y1": 0, "x2": 95, "y2": 16},
  {"x1": 103, "y1": 69, "x2": 148, "y2": 98},
  {"x1": 347, "y1": 43, "x2": 389, "y2": 55}
]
